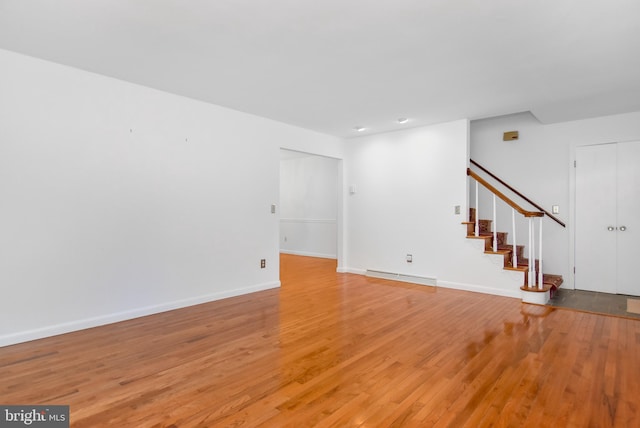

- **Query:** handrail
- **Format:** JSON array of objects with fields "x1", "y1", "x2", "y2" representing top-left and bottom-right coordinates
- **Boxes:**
[
  {"x1": 467, "y1": 168, "x2": 543, "y2": 218},
  {"x1": 470, "y1": 159, "x2": 566, "y2": 228}
]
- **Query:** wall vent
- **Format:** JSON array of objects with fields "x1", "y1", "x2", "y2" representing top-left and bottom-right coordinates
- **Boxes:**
[
  {"x1": 365, "y1": 269, "x2": 437, "y2": 286},
  {"x1": 503, "y1": 131, "x2": 519, "y2": 141}
]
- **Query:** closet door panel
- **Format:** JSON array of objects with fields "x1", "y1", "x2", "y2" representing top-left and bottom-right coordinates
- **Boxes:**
[
  {"x1": 575, "y1": 144, "x2": 617, "y2": 293},
  {"x1": 616, "y1": 141, "x2": 640, "y2": 296}
]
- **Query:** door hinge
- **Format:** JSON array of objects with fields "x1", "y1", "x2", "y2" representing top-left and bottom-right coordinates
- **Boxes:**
[
  {"x1": 573, "y1": 266, "x2": 576, "y2": 274},
  {"x1": 574, "y1": 160, "x2": 576, "y2": 167}
]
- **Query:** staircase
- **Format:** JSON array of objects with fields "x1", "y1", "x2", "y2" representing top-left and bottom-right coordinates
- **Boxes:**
[{"x1": 463, "y1": 207, "x2": 563, "y2": 304}]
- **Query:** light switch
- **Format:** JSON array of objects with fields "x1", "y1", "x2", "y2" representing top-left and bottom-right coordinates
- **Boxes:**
[{"x1": 552, "y1": 205, "x2": 559, "y2": 214}]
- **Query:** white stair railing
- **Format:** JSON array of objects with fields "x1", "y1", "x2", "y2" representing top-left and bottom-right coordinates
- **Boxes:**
[{"x1": 468, "y1": 168, "x2": 544, "y2": 289}]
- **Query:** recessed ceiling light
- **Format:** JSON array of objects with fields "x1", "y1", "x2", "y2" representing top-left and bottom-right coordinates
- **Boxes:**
[
  {"x1": 354, "y1": 126, "x2": 366, "y2": 132},
  {"x1": 397, "y1": 118, "x2": 409, "y2": 124}
]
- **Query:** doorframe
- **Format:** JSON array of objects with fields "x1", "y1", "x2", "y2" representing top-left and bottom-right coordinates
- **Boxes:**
[
  {"x1": 568, "y1": 144, "x2": 578, "y2": 290},
  {"x1": 278, "y1": 148, "x2": 345, "y2": 271}
]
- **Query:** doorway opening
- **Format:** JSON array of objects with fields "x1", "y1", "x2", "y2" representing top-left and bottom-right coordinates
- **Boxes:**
[{"x1": 279, "y1": 149, "x2": 342, "y2": 277}]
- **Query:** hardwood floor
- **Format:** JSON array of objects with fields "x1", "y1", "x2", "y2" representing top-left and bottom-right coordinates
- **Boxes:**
[{"x1": 2, "y1": 254, "x2": 639, "y2": 427}]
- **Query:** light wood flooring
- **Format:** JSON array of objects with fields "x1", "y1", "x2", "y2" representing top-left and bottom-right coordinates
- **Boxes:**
[{"x1": 1, "y1": 254, "x2": 639, "y2": 427}]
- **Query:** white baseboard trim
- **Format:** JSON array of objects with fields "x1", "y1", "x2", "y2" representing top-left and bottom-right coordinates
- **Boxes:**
[
  {"x1": 332, "y1": 269, "x2": 520, "y2": 299},
  {"x1": 366, "y1": 269, "x2": 437, "y2": 286},
  {"x1": 437, "y1": 280, "x2": 521, "y2": 299},
  {"x1": 338, "y1": 267, "x2": 367, "y2": 275},
  {"x1": 0, "y1": 281, "x2": 280, "y2": 348},
  {"x1": 280, "y1": 250, "x2": 336, "y2": 259}
]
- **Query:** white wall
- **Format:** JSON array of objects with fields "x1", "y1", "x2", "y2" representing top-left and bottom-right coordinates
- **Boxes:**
[
  {"x1": 344, "y1": 119, "x2": 525, "y2": 297},
  {"x1": 471, "y1": 110, "x2": 640, "y2": 288},
  {"x1": 280, "y1": 152, "x2": 338, "y2": 258},
  {"x1": 0, "y1": 49, "x2": 342, "y2": 346},
  {"x1": 11, "y1": 45, "x2": 639, "y2": 347}
]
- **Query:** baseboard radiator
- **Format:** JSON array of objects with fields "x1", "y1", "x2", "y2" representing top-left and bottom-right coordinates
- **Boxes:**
[{"x1": 365, "y1": 269, "x2": 437, "y2": 286}]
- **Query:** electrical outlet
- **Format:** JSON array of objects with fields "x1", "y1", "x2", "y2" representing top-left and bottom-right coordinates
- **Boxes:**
[
  {"x1": 552, "y1": 205, "x2": 559, "y2": 214},
  {"x1": 260, "y1": 259, "x2": 266, "y2": 268},
  {"x1": 406, "y1": 254, "x2": 412, "y2": 263},
  {"x1": 455, "y1": 205, "x2": 461, "y2": 215}
]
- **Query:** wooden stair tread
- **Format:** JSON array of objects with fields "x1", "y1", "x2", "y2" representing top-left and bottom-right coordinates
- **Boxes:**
[
  {"x1": 466, "y1": 233, "x2": 501, "y2": 239},
  {"x1": 520, "y1": 274, "x2": 564, "y2": 290},
  {"x1": 541, "y1": 274, "x2": 563, "y2": 287},
  {"x1": 520, "y1": 284, "x2": 554, "y2": 293},
  {"x1": 484, "y1": 250, "x2": 511, "y2": 255}
]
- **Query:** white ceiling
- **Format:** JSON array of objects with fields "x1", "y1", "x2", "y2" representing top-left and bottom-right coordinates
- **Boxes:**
[{"x1": 1, "y1": 0, "x2": 639, "y2": 138}]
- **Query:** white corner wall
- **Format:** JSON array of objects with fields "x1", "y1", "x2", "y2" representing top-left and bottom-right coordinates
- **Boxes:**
[
  {"x1": 344, "y1": 119, "x2": 523, "y2": 297},
  {"x1": 280, "y1": 154, "x2": 339, "y2": 259},
  {"x1": 471, "y1": 110, "x2": 640, "y2": 289},
  {"x1": 0, "y1": 49, "x2": 342, "y2": 346}
]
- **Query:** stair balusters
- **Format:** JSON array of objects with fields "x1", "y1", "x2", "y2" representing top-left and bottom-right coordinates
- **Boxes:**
[
  {"x1": 475, "y1": 181, "x2": 479, "y2": 237},
  {"x1": 525, "y1": 217, "x2": 544, "y2": 288},
  {"x1": 528, "y1": 218, "x2": 535, "y2": 287},
  {"x1": 492, "y1": 194, "x2": 498, "y2": 252},
  {"x1": 512, "y1": 209, "x2": 518, "y2": 269},
  {"x1": 538, "y1": 217, "x2": 543, "y2": 289}
]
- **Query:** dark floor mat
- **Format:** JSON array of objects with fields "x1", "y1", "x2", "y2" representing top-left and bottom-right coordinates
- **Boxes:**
[{"x1": 547, "y1": 289, "x2": 640, "y2": 319}]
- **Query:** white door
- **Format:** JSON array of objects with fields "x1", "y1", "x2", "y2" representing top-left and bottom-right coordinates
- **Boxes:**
[
  {"x1": 616, "y1": 141, "x2": 640, "y2": 295},
  {"x1": 575, "y1": 141, "x2": 640, "y2": 296},
  {"x1": 575, "y1": 144, "x2": 618, "y2": 293}
]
